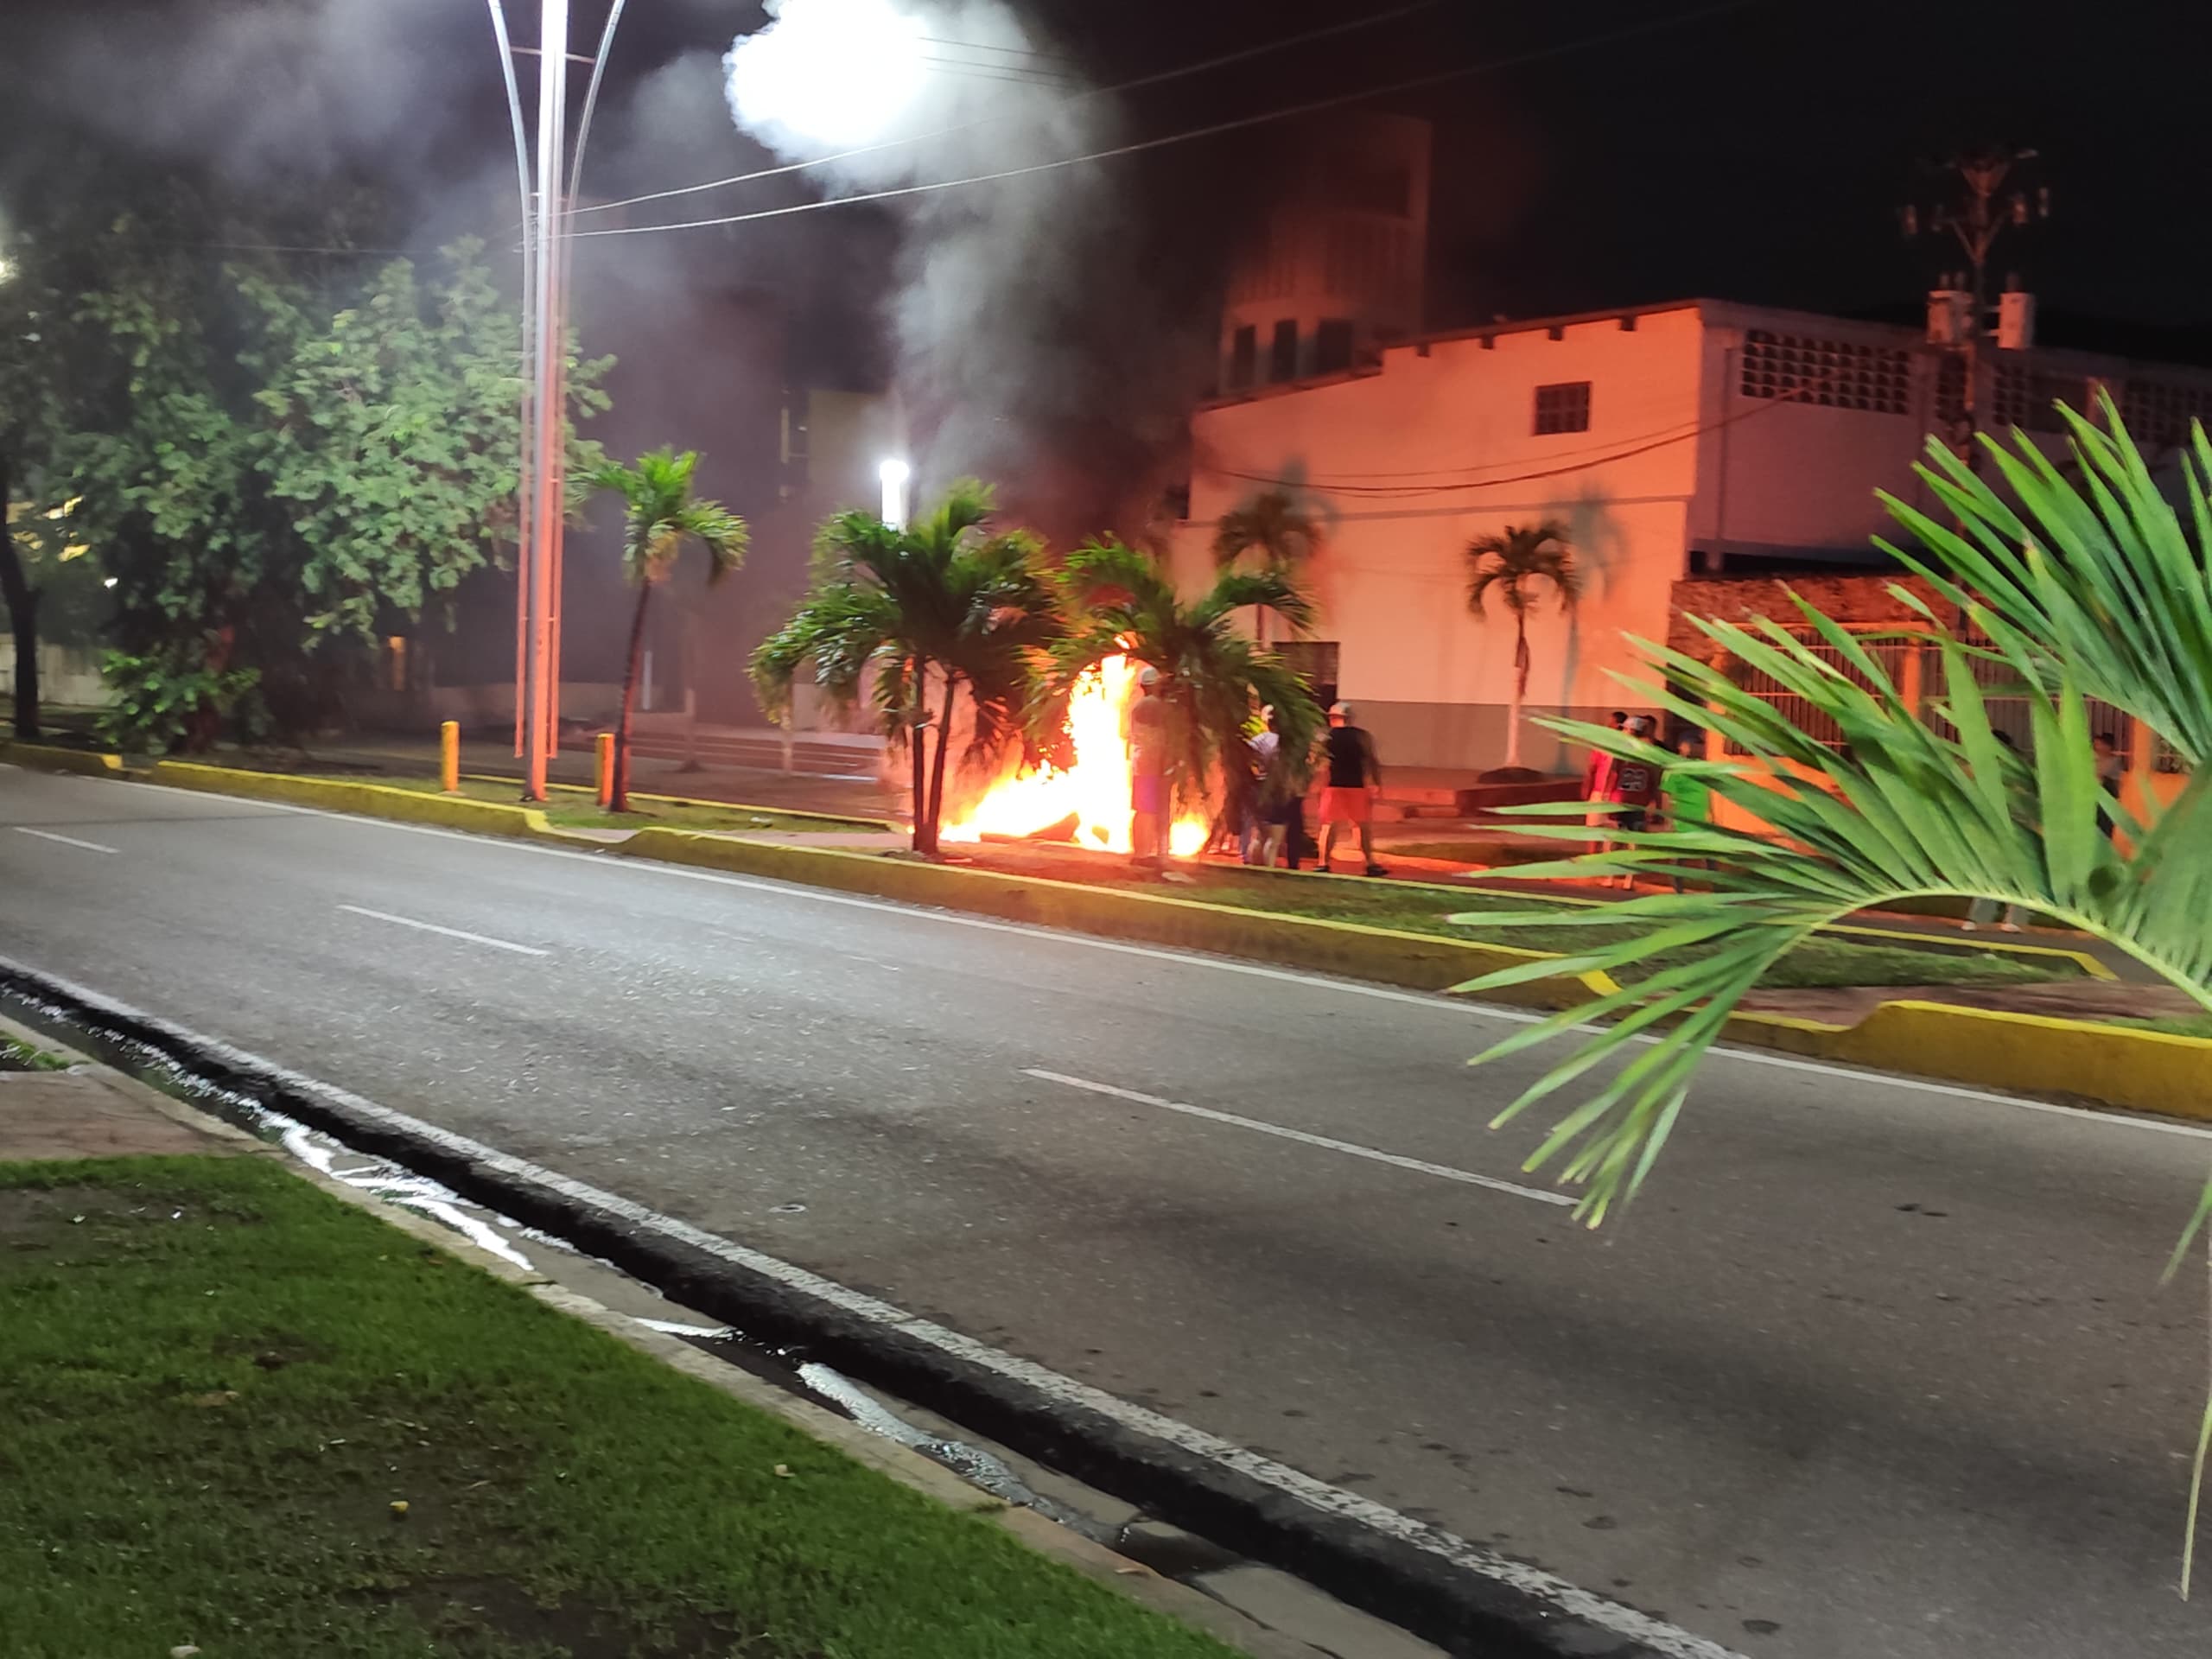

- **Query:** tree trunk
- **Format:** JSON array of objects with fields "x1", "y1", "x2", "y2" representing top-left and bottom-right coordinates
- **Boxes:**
[
  {"x1": 0, "y1": 448, "x2": 42, "y2": 743},
  {"x1": 613, "y1": 581, "x2": 653, "y2": 813},
  {"x1": 1506, "y1": 615, "x2": 1530, "y2": 771},
  {"x1": 923, "y1": 667, "x2": 957, "y2": 858},
  {"x1": 907, "y1": 654, "x2": 929, "y2": 855}
]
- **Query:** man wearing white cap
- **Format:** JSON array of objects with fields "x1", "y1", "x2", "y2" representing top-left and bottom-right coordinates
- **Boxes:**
[
  {"x1": 1126, "y1": 664, "x2": 1169, "y2": 872},
  {"x1": 1317, "y1": 702, "x2": 1387, "y2": 876}
]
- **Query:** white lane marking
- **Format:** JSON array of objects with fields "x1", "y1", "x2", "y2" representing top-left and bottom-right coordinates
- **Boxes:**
[
  {"x1": 1026, "y1": 1068, "x2": 1578, "y2": 1208},
  {"x1": 76, "y1": 773, "x2": 2212, "y2": 1143},
  {"x1": 12, "y1": 826, "x2": 119, "y2": 855},
  {"x1": 334, "y1": 904, "x2": 548, "y2": 957},
  {"x1": 0, "y1": 958, "x2": 1741, "y2": 1659}
]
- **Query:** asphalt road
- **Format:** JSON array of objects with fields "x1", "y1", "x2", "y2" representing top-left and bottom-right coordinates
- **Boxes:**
[{"x1": 7, "y1": 762, "x2": 2212, "y2": 1658}]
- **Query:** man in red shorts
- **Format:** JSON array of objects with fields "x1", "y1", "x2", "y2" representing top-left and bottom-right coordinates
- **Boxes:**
[{"x1": 1316, "y1": 702, "x2": 1386, "y2": 876}]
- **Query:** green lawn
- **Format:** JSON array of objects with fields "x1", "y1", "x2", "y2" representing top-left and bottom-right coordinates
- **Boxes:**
[
  {"x1": 332, "y1": 774, "x2": 888, "y2": 836},
  {"x1": 0, "y1": 1157, "x2": 1233, "y2": 1659},
  {"x1": 976, "y1": 851, "x2": 2074, "y2": 991}
]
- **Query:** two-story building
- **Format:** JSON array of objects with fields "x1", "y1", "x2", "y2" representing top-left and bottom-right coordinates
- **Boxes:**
[{"x1": 1172, "y1": 297, "x2": 2212, "y2": 774}]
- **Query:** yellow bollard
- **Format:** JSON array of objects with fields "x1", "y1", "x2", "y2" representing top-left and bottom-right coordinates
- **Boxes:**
[
  {"x1": 596, "y1": 732, "x2": 615, "y2": 807},
  {"x1": 439, "y1": 721, "x2": 460, "y2": 794}
]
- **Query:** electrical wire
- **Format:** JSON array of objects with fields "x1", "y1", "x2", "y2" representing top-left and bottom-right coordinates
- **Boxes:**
[
  {"x1": 569, "y1": 0, "x2": 1441, "y2": 219},
  {"x1": 572, "y1": 0, "x2": 1772, "y2": 240},
  {"x1": 1205, "y1": 365, "x2": 1857, "y2": 499}
]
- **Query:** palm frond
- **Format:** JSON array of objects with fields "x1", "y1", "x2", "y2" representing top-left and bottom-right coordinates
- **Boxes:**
[{"x1": 1461, "y1": 407, "x2": 2212, "y2": 1231}]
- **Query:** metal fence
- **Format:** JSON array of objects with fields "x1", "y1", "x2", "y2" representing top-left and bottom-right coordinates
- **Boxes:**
[{"x1": 1723, "y1": 630, "x2": 2138, "y2": 765}]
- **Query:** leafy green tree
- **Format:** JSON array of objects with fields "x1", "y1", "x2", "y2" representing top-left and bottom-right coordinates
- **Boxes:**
[
  {"x1": 245, "y1": 239, "x2": 609, "y2": 653},
  {"x1": 1211, "y1": 487, "x2": 1319, "y2": 647},
  {"x1": 581, "y1": 448, "x2": 747, "y2": 813},
  {"x1": 1464, "y1": 520, "x2": 1580, "y2": 772},
  {"x1": 1049, "y1": 538, "x2": 1321, "y2": 830},
  {"x1": 752, "y1": 481, "x2": 1056, "y2": 856}
]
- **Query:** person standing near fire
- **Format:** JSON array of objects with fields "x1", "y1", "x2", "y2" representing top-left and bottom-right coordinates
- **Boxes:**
[
  {"x1": 1316, "y1": 702, "x2": 1387, "y2": 876},
  {"x1": 1126, "y1": 665, "x2": 1169, "y2": 873}
]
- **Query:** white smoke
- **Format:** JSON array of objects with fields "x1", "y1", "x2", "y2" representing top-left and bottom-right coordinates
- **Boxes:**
[{"x1": 723, "y1": 0, "x2": 1138, "y2": 509}]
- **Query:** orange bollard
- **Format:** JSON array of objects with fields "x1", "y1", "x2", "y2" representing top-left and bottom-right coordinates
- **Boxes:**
[
  {"x1": 596, "y1": 732, "x2": 615, "y2": 806},
  {"x1": 440, "y1": 721, "x2": 460, "y2": 794}
]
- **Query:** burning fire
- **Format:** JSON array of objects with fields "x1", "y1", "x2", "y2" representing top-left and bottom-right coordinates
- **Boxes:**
[{"x1": 941, "y1": 654, "x2": 1210, "y2": 856}]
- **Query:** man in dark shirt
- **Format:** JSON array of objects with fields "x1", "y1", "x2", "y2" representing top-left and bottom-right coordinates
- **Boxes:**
[{"x1": 1316, "y1": 702, "x2": 1386, "y2": 876}]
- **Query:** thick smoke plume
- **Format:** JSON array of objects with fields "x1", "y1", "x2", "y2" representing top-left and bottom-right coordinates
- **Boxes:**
[{"x1": 725, "y1": 0, "x2": 1211, "y2": 543}]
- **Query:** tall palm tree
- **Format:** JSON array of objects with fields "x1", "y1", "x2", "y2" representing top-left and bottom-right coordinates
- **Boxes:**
[
  {"x1": 1464, "y1": 519, "x2": 1580, "y2": 771},
  {"x1": 583, "y1": 448, "x2": 747, "y2": 813},
  {"x1": 1211, "y1": 488, "x2": 1319, "y2": 647},
  {"x1": 751, "y1": 480, "x2": 1057, "y2": 857},
  {"x1": 1049, "y1": 538, "x2": 1322, "y2": 831}
]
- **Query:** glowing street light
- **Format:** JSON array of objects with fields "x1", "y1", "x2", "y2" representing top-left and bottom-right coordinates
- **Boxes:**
[
  {"x1": 880, "y1": 457, "x2": 911, "y2": 530},
  {"x1": 725, "y1": 0, "x2": 927, "y2": 152}
]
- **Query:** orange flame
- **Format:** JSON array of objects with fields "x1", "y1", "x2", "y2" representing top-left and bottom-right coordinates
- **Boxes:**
[{"x1": 941, "y1": 653, "x2": 1209, "y2": 856}]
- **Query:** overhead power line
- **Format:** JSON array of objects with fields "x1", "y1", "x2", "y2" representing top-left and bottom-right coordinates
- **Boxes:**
[
  {"x1": 573, "y1": 0, "x2": 1773, "y2": 241},
  {"x1": 1207, "y1": 364, "x2": 1854, "y2": 499},
  {"x1": 570, "y1": 0, "x2": 1440, "y2": 220}
]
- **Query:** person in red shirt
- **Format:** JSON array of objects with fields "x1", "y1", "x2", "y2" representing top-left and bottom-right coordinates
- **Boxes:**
[{"x1": 1591, "y1": 715, "x2": 1660, "y2": 890}]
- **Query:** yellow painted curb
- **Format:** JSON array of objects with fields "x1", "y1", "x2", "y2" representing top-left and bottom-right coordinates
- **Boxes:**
[
  {"x1": 620, "y1": 829, "x2": 1612, "y2": 1010},
  {"x1": 1821, "y1": 1001, "x2": 2212, "y2": 1122},
  {"x1": 149, "y1": 761, "x2": 578, "y2": 843},
  {"x1": 0, "y1": 741, "x2": 126, "y2": 778}
]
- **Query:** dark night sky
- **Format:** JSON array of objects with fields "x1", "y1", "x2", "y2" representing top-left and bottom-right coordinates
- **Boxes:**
[
  {"x1": 13, "y1": 0, "x2": 2194, "y2": 334},
  {"x1": 5, "y1": 0, "x2": 2202, "y2": 344}
]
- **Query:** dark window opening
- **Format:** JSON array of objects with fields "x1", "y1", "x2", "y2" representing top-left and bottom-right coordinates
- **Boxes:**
[
  {"x1": 1534, "y1": 380, "x2": 1592, "y2": 435},
  {"x1": 1314, "y1": 318, "x2": 1355, "y2": 373},
  {"x1": 1269, "y1": 321, "x2": 1299, "y2": 383},
  {"x1": 1228, "y1": 326, "x2": 1256, "y2": 391},
  {"x1": 1275, "y1": 640, "x2": 1340, "y2": 707}
]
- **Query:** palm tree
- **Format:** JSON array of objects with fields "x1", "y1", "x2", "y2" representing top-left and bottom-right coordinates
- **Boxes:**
[
  {"x1": 751, "y1": 480, "x2": 1057, "y2": 857},
  {"x1": 1211, "y1": 488, "x2": 1319, "y2": 647},
  {"x1": 1049, "y1": 538, "x2": 1322, "y2": 832},
  {"x1": 1464, "y1": 520, "x2": 1580, "y2": 772},
  {"x1": 582, "y1": 448, "x2": 748, "y2": 813}
]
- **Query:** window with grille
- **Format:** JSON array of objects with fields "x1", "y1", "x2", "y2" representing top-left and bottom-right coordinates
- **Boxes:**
[
  {"x1": 2119, "y1": 378, "x2": 2212, "y2": 450},
  {"x1": 1738, "y1": 330, "x2": 1911, "y2": 414},
  {"x1": 1991, "y1": 364, "x2": 2086, "y2": 434},
  {"x1": 1533, "y1": 381, "x2": 1591, "y2": 435},
  {"x1": 1274, "y1": 640, "x2": 1340, "y2": 700}
]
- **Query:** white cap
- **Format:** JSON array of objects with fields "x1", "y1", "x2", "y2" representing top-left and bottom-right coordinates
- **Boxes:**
[
  {"x1": 1137, "y1": 666, "x2": 1160, "y2": 688},
  {"x1": 1330, "y1": 701, "x2": 1352, "y2": 719}
]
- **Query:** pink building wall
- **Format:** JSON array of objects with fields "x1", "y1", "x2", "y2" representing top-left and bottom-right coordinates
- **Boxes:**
[
  {"x1": 1177, "y1": 305, "x2": 1707, "y2": 772},
  {"x1": 1177, "y1": 297, "x2": 2212, "y2": 775}
]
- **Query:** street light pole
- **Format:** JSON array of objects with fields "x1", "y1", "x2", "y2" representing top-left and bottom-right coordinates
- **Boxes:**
[
  {"x1": 518, "y1": 0, "x2": 571, "y2": 802},
  {"x1": 486, "y1": 1, "x2": 624, "y2": 798}
]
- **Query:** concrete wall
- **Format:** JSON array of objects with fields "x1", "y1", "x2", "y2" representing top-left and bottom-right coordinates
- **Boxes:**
[
  {"x1": 0, "y1": 642, "x2": 107, "y2": 707},
  {"x1": 1181, "y1": 305, "x2": 1702, "y2": 772}
]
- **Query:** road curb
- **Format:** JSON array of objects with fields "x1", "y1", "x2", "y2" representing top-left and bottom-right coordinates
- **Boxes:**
[
  {"x1": 0, "y1": 740, "x2": 129, "y2": 777},
  {"x1": 0, "y1": 957, "x2": 1727, "y2": 1659}
]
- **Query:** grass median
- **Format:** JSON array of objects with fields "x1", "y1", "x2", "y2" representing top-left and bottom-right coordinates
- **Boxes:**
[
  {"x1": 0, "y1": 1155, "x2": 1232, "y2": 1659},
  {"x1": 958, "y1": 847, "x2": 2076, "y2": 992}
]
